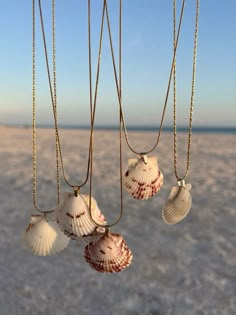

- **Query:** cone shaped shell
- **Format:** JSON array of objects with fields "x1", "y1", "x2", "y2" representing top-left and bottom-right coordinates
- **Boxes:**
[
  {"x1": 162, "y1": 184, "x2": 192, "y2": 224},
  {"x1": 124, "y1": 156, "x2": 163, "y2": 200},
  {"x1": 22, "y1": 214, "x2": 70, "y2": 256},
  {"x1": 84, "y1": 233, "x2": 133, "y2": 273},
  {"x1": 56, "y1": 193, "x2": 106, "y2": 239}
]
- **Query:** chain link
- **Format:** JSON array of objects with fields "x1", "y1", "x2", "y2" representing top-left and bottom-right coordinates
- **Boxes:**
[
  {"x1": 52, "y1": 0, "x2": 60, "y2": 204},
  {"x1": 32, "y1": 0, "x2": 60, "y2": 213},
  {"x1": 32, "y1": 0, "x2": 38, "y2": 211},
  {"x1": 173, "y1": 0, "x2": 199, "y2": 180}
]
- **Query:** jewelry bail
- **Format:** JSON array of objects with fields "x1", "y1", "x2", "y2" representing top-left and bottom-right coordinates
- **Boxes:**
[
  {"x1": 105, "y1": 227, "x2": 110, "y2": 236},
  {"x1": 74, "y1": 186, "x2": 80, "y2": 197},
  {"x1": 140, "y1": 153, "x2": 148, "y2": 164},
  {"x1": 177, "y1": 178, "x2": 186, "y2": 188}
]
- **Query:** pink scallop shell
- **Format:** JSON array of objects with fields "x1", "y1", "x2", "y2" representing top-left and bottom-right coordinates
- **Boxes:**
[
  {"x1": 84, "y1": 233, "x2": 133, "y2": 273},
  {"x1": 124, "y1": 156, "x2": 163, "y2": 200}
]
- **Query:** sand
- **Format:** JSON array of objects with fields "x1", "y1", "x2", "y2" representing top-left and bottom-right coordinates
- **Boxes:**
[{"x1": 0, "y1": 126, "x2": 235, "y2": 315}]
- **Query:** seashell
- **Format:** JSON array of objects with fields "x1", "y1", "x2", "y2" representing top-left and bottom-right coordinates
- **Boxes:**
[
  {"x1": 84, "y1": 232, "x2": 133, "y2": 273},
  {"x1": 123, "y1": 155, "x2": 164, "y2": 200},
  {"x1": 22, "y1": 214, "x2": 70, "y2": 256},
  {"x1": 82, "y1": 194, "x2": 106, "y2": 224},
  {"x1": 56, "y1": 193, "x2": 106, "y2": 240},
  {"x1": 162, "y1": 183, "x2": 192, "y2": 224},
  {"x1": 80, "y1": 195, "x2": 106, "y2": 243},
  {"x1": 81, "y1": 226, "x2": 106, "y2": 243}
]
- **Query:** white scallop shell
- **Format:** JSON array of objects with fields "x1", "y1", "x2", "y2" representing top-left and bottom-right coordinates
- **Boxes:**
[
  {"x1": 162, "y1": 183, "x2": 192, "y2": 224},
  {"x1": 78, "y1": 194, "x2": 106, "y2": 243},
  {"x1": 22, "y1": 214, "x2": 70, "y2": 256},
  {"x1": 56, "y1": 193, "x2": 106, "y2": 240},
  {"x1": 123, "y1": 155, "x2": 164, "y2": 200},
  {"x1": 84, "y1": 233, "x2": 133, "y2": 273}
]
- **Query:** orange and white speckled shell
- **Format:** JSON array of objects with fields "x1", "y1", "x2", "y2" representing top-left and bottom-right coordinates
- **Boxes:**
[
  {"x1": 162, "y1": 184, "x2": 192, "y2": 224},
  {"x1": 22, "y1": 214, "x2": 70, "y2": 256},
  {"x1": 84, "y1": 233, "x2": 133, "y2": 273},
  {"x1": 123, "y1": 155, "x2": 163, "y2": 200},
  {"x1": 56, "y1": 193, "x2": 106, "y2": 240}
]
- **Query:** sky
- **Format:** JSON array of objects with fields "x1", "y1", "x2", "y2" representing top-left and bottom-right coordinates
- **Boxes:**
[{"x1": 0, "y1": 0, "x2": 235, "y2": 127}]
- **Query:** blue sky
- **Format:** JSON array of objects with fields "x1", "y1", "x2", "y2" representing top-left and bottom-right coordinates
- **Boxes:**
[{"x1": 0, "y1": 0, "x2": 235, "y2": 127}]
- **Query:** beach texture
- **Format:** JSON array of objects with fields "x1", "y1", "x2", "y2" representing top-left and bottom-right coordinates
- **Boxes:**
[{"x1": 0, "y1": 126, "x2": 235, "y2": 315}]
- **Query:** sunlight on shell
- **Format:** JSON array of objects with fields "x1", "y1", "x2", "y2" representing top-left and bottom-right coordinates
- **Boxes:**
[
  {"x1": 84, "y1": 232, "x2": 133, "y2": 273},
  {"x1": 162, "y1": 183, "x2": 192, "y2": 224},
  {"x1": 124, "y1": 155, "x2": 163, "y2": 200},
  {"x1": 56, "y1": 193, "x2": 106, "y2": 240},
  {"x1": 22, "y1": 214, "x2": 70, "y2": 256}
]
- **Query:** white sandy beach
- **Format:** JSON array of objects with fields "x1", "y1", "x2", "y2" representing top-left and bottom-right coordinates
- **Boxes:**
[{"x1": 0, "y1": 126, "x2": 235, "y2": 315}]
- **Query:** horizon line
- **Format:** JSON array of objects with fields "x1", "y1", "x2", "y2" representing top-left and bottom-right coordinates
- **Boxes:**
[{"x1": 1, "y1": 123, "x2": 236, "y2": 133}]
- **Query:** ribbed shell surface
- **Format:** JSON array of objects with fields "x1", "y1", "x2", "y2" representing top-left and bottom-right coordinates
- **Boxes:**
[
  {"x1": 124, "y1": 156, "x2": 163, "y2": 200},
  {"x1": 162, "y1": 185, "x2": 192, "y2": 224},
  {"x1": 22, "y1": 214, "x2": 70, "y2": 256},
  {"x1": 84, "y1": 233, "x2": 133, "y2": 273},
  {"x1": 56, "y1": 193, "x2": 106, "y2": 239}
]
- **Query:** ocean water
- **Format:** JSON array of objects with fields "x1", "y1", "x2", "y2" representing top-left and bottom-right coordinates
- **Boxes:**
[{"x1": 13, "y1": 124, "x2": 236, "y2": 134}]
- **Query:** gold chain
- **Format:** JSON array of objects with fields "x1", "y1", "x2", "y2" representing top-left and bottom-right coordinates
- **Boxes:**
[
  {"x1": 88, "y1": 0, "x2": 124, "y2": 228},
  {"x1": 104, "y1": 0, "x2": 186, "y2": 156},
  {"x1": 52, "y1": 0, "x2": 60, "y2": 203},
  {"x1": 37, "y1": 0, "x2": 96, "y2": 191},
  {"x1": 32, "y1": 0, "x2": 37, "y2": 210},
  {"x1": 32, "y1": 0, "x2": 60, "y2": 212},
  {"x1": 173, "y1": 0, "x2": 199, "y2": 180}
]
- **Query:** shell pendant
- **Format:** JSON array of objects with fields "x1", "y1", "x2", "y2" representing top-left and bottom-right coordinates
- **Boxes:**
[
  {"x1": 22, "y1": 213, "x2": 70, "y2": 256},
  {"x1": 84, "y1": 231, "x2": 133, "y2": 273},
  {"x1": 123, "y1": 155, "x2": 164, "y2": 200},
  {"x1": 55, "y1": 193, "x2": 106, "y2": 240},
  {"x1": 162, "y1": 181, "x2": 192, "y2": 224}
]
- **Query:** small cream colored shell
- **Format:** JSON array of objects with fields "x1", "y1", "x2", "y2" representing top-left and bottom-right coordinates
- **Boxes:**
[
  {"x1": 56, "y1": 193, "x2": 106, "y2": 240},
  {"x1": 162, "y1": 183, "x2": 192, "y2": 224},
  {"x1": 84, "y1": 233, "x2": 133, "y2": 273},
  {"x1": 124, "y1": 155, "x2": 163, "y2": 200},
  {"x1": 22, "y1": 214, "x2": 70, "y2": 256}
]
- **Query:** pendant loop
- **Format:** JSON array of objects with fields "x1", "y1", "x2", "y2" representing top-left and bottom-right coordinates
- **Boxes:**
[
  {"x1": 177, "y1": 178, "x2": 185, "y2": 188},
  {"x1": 74, "y1": 187, "x2": 80, "y2": 197},
  {"x1": 105, "y1": 227, "x2": 110, "y2": 236},
  {"x1": 140, "y1": 153, "x2": 148, "y2": 164}
]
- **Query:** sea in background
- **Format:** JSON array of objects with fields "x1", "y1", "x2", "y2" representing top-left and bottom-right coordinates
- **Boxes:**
[{"x1": 2, "y1": 123, "x2": 236, "y2": 134}]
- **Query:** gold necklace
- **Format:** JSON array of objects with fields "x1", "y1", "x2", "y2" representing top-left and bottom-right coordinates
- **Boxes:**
[
  {"x1": 36, "y1": 0, "x2": 94, "y2": 194},
  {"x1": 104, "y1": 0, "x2": 186, "y2": 200},
  {"x1": 88, "y1": 0, "x2": 125, "y2": 229},
  {"x1": 108, "y1": 0, "x2": 186, "y2": 155},
  {"x1": 36, "y1": 0, "x2": 125, "y2": 239},
  {"x1": 32, "y1": 0, "x2": 60, "y2": 213},
  {"x1": 36, "y1": 0, "x2": 109, "y2": 241},
  {"x1": 85, "y1": 1, "x2": 133, "y2": 273},
  {"x1": 21, "y1": 0, "x2": 70, "y2": 257},
  {"x1": 162, "y1": 0, "x2": 200, "y2": 225}
]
